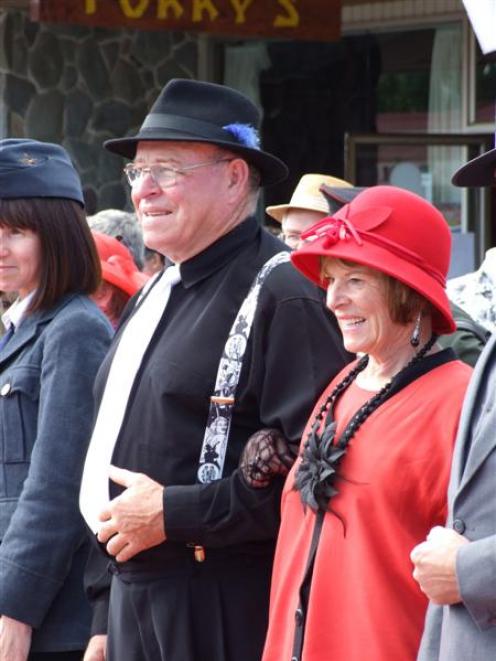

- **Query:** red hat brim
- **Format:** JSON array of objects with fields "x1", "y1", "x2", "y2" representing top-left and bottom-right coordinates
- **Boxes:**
[
  {"x1": 101, "y1": 262, "x2": 149, "y2": 297},
  {"x1": 292, "y1": 234, "x2": 456, "y2": 335}
]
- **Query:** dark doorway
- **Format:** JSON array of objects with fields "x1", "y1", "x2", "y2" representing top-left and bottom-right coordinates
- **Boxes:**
[{"x1": 259, "y1": 36, "x2": 381, "y2": 213}]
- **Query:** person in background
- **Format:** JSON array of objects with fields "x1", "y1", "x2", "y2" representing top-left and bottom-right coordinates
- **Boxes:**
[
  {"x1": 91, "y1": 231, "x2": 149, "y2": 328},
  {"x1": 437, "y1": 301, "x2": 489, "y2": 367},
  {"x1": 250, "y1": 186, "x2": 472, "y2": 661},
  {"x1": 413, "y1": 144, "x2": 496, "y2": 660},
  {"x1": 447, "y1": 247, "x2": 496, "y2": 334},
  {"x1": 87, "y1": 208, "x2": 145, "y2": 271},
  {"x1": 0, "y1": 139, "x2": 112, "y2": 661},
  {"x1": 265, "y1": 173, "x2": 360, "y2": 250},
  {"x1": 79, "y1": 78, "x2": 352, "y2": 661},
  {"x1": 143, "y1": 246, "x2": 168, "y2": 275}
]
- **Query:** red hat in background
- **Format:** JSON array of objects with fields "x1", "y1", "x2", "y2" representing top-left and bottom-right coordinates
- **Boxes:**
[
  {"x1": 92, "y1": 231, "x2": 149, "y2": 297},
  {"x1": 291, "y1": 185, "x2": 455, "y2": 335}
]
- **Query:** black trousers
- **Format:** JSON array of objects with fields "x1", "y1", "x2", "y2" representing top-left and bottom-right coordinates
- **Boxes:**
[
  {"x1": 107, "y1": 553, "x2": 272, "y2": 661},
  {"x1": 29, "y1": 652, "x2": 83, "y2": 660}
]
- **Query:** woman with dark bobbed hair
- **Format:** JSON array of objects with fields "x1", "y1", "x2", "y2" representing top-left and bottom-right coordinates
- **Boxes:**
[
  {"x1": 0, "y1": 139, "x2": 112, "y2": 660},
  {"x1": 241, "y1": 186, "x2": 473, "y2": 661}
]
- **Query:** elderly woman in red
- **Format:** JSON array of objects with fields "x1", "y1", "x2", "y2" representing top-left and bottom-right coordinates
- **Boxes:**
[{"x1": 255, "y1": 186, "x2": 472, "y2": 661}]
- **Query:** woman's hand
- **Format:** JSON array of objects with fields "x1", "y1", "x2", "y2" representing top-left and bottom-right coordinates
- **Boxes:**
[
  {"x1": 83, "y1": 634, "x2": 107, "y2": 661},
  {"x1": 0, "y1": 615, "x2": 32, "y2": 661},
  {"x1": 239, "y1": 428, "x2": 297, "y2": 487}
]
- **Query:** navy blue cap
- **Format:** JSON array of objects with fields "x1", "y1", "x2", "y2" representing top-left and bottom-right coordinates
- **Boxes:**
[{"x1": 0, "y1": 139, "x2": 84, "y2": 206}]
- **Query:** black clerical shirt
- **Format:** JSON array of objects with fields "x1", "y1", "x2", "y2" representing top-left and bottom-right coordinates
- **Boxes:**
[{"x1": 88, "y1": 216, "x2": 350, "y2": 596}]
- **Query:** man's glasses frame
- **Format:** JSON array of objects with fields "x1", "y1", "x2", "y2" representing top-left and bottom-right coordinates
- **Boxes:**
[{"x1": 123, "y1": 158, "x2": 233, "y2": 188}]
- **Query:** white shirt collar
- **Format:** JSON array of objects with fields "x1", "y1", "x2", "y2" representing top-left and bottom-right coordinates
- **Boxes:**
[{"x1": 2, "y1": 291, "x2": 36, "y2": 331}]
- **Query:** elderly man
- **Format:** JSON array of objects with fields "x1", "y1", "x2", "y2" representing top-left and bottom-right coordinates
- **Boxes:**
[
  {"x1": 80, "y1": 79, "x2": 351, "y2": 661},
  {"x1": 412, "y1": 144, "x2": 496, "y2": 660}
]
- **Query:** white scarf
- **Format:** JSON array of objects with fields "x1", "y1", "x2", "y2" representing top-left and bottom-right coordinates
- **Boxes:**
[{"x1": 79, "y1": 265, "x2": 181, "y2": 533}]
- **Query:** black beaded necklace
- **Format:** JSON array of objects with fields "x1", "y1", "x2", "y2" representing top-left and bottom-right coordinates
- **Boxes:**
[{"x1": 295, "y1": 333, "x2": 438, "y2": 513}]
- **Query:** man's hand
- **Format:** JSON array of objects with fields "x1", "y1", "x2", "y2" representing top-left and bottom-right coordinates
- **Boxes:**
[
  {"x1": 411, "y1": 526, "x2": 469, "y2": 605},
  {"x1": 0, "y1": 615, "x2": 32, "y2": 661},
  {"x1": 97, "y1": 466, "x2": 166, "y2": 562},
  {"x1": 83, "y1": 634, "x2": 107, "y2": 661}
]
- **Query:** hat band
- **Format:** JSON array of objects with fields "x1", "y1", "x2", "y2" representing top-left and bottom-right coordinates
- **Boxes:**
[
  {"x1": 141, "y1": 113, "x2": 256, "y2": 149},
  {"x1": 301, "y1": 210, "x2": 446, "y2": 288}
]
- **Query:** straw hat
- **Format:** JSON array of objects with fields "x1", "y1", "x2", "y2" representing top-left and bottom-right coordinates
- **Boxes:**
[{"x1": 266, "y1": 174, "x2": 353, "y2": 222}]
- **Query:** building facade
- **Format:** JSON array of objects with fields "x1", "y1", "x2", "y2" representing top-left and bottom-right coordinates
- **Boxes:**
[{"x1": 0, "y1": 0, "x2": 493, "y2": 273}]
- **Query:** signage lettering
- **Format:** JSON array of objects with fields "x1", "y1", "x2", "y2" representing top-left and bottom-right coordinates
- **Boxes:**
[
  {"x1": 158, "y1": 0, "x2": 184, "y2": 19},
  {"x1": 230, "y1": 0, "x2": 254, "y2": 25},
  {"x1": 192, "y1": 0, "x2": 219, "y2": 22},
  {"x1": 33, "y1": 0, "x2": 341, "y2": 42},
  {"x1": 274, "y1": 0, "x2": 299, "y2": 28},
  {"x1": 85, "y1": 0, "x2": 292, "y2": 24},
  {"x1": 119, "y1": 0, "x2": 149, "y2": 19}
]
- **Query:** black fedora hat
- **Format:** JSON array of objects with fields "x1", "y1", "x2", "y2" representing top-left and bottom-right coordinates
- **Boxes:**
[
  {"x1": 320, "y1": 183, "x2": 367, "y2": 211},
  {"x1": 104, "y1": 78, "x2": 288, "y2": 187},
  {"x1": 451, "y1": 146, "x2": 496, "y2": 187}
]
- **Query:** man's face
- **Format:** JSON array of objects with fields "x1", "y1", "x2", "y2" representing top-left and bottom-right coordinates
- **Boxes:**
[
  {"x1": 281, "y1": 208, "x2": 326, "y2": 250},
  {"x1": 131, "y1": 141, "x2": 233, "y2": 263}
]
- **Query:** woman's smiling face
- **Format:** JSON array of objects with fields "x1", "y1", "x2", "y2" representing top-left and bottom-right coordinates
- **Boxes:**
[
  {"x1": 0, "y1": 225, "x2": 42, "y2": 299},
  {"x1": 323, "y1": 258, "x2": 399, "y2": 358}
]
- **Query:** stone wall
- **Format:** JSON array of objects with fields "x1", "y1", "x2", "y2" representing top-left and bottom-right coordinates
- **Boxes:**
[{"x1": 0, "y1": 9, "x2": 199, "y2": 212}]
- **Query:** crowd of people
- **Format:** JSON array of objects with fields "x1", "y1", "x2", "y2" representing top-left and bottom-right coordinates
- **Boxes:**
[{"x1": 0, "y1": 78, "x2": 495, "y2": 661}]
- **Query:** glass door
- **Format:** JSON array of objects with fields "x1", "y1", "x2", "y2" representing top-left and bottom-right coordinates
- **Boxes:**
[{"x1": 344, "y1": 133, "x2": 493, "y2": 277}]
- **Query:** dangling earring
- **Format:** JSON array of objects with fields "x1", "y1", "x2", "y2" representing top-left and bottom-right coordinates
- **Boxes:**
[{"x1": 410, "y1": 311, "x2": 422, "y2": 347}]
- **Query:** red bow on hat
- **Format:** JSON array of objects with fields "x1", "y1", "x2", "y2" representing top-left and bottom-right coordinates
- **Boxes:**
[
  {"x1": 300, "y1": 204, "x2": 446, "y2": 287},
  {"x1": 300, "y1": 205, "x2": 391, "y2": 248}
]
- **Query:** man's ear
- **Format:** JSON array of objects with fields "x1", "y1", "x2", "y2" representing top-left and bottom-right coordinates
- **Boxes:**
[{"x1": 227, "y1": 157, "x2": 250, "y2": 190}]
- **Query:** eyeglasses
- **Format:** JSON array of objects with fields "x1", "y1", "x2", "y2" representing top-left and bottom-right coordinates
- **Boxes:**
[
  {"x1": 123, "y1": 158, "x2": 233, "y2": 188},
  {"x1": 280, "y1": 232, "x2": 302, "y2": 250}
]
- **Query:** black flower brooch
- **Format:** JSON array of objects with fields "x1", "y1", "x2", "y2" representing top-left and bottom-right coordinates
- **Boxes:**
[{"x1": 295, "y1": 420, "x2": 346, "y2": 512}]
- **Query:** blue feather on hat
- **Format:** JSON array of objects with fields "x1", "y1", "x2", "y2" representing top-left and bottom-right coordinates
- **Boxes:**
[{"x1": 222, "y1": 123, "x2": 260, "y2": 150}]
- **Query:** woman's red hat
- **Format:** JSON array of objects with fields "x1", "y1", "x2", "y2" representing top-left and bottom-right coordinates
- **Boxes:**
[
  {"x1": 92, "y1": 231, "x2": 149, "y2": 297},
  {"x1": 291, "y1": 185, "x2": 455, "y2": 334}
]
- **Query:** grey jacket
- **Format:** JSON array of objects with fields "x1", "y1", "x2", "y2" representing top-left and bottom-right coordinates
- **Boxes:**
[
  {"x1": 418, "y1": 334, "x2": 496, "y2": 660},
  {"x1": 0, "y1": 294, "x2": 112, "y2": 653}
]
